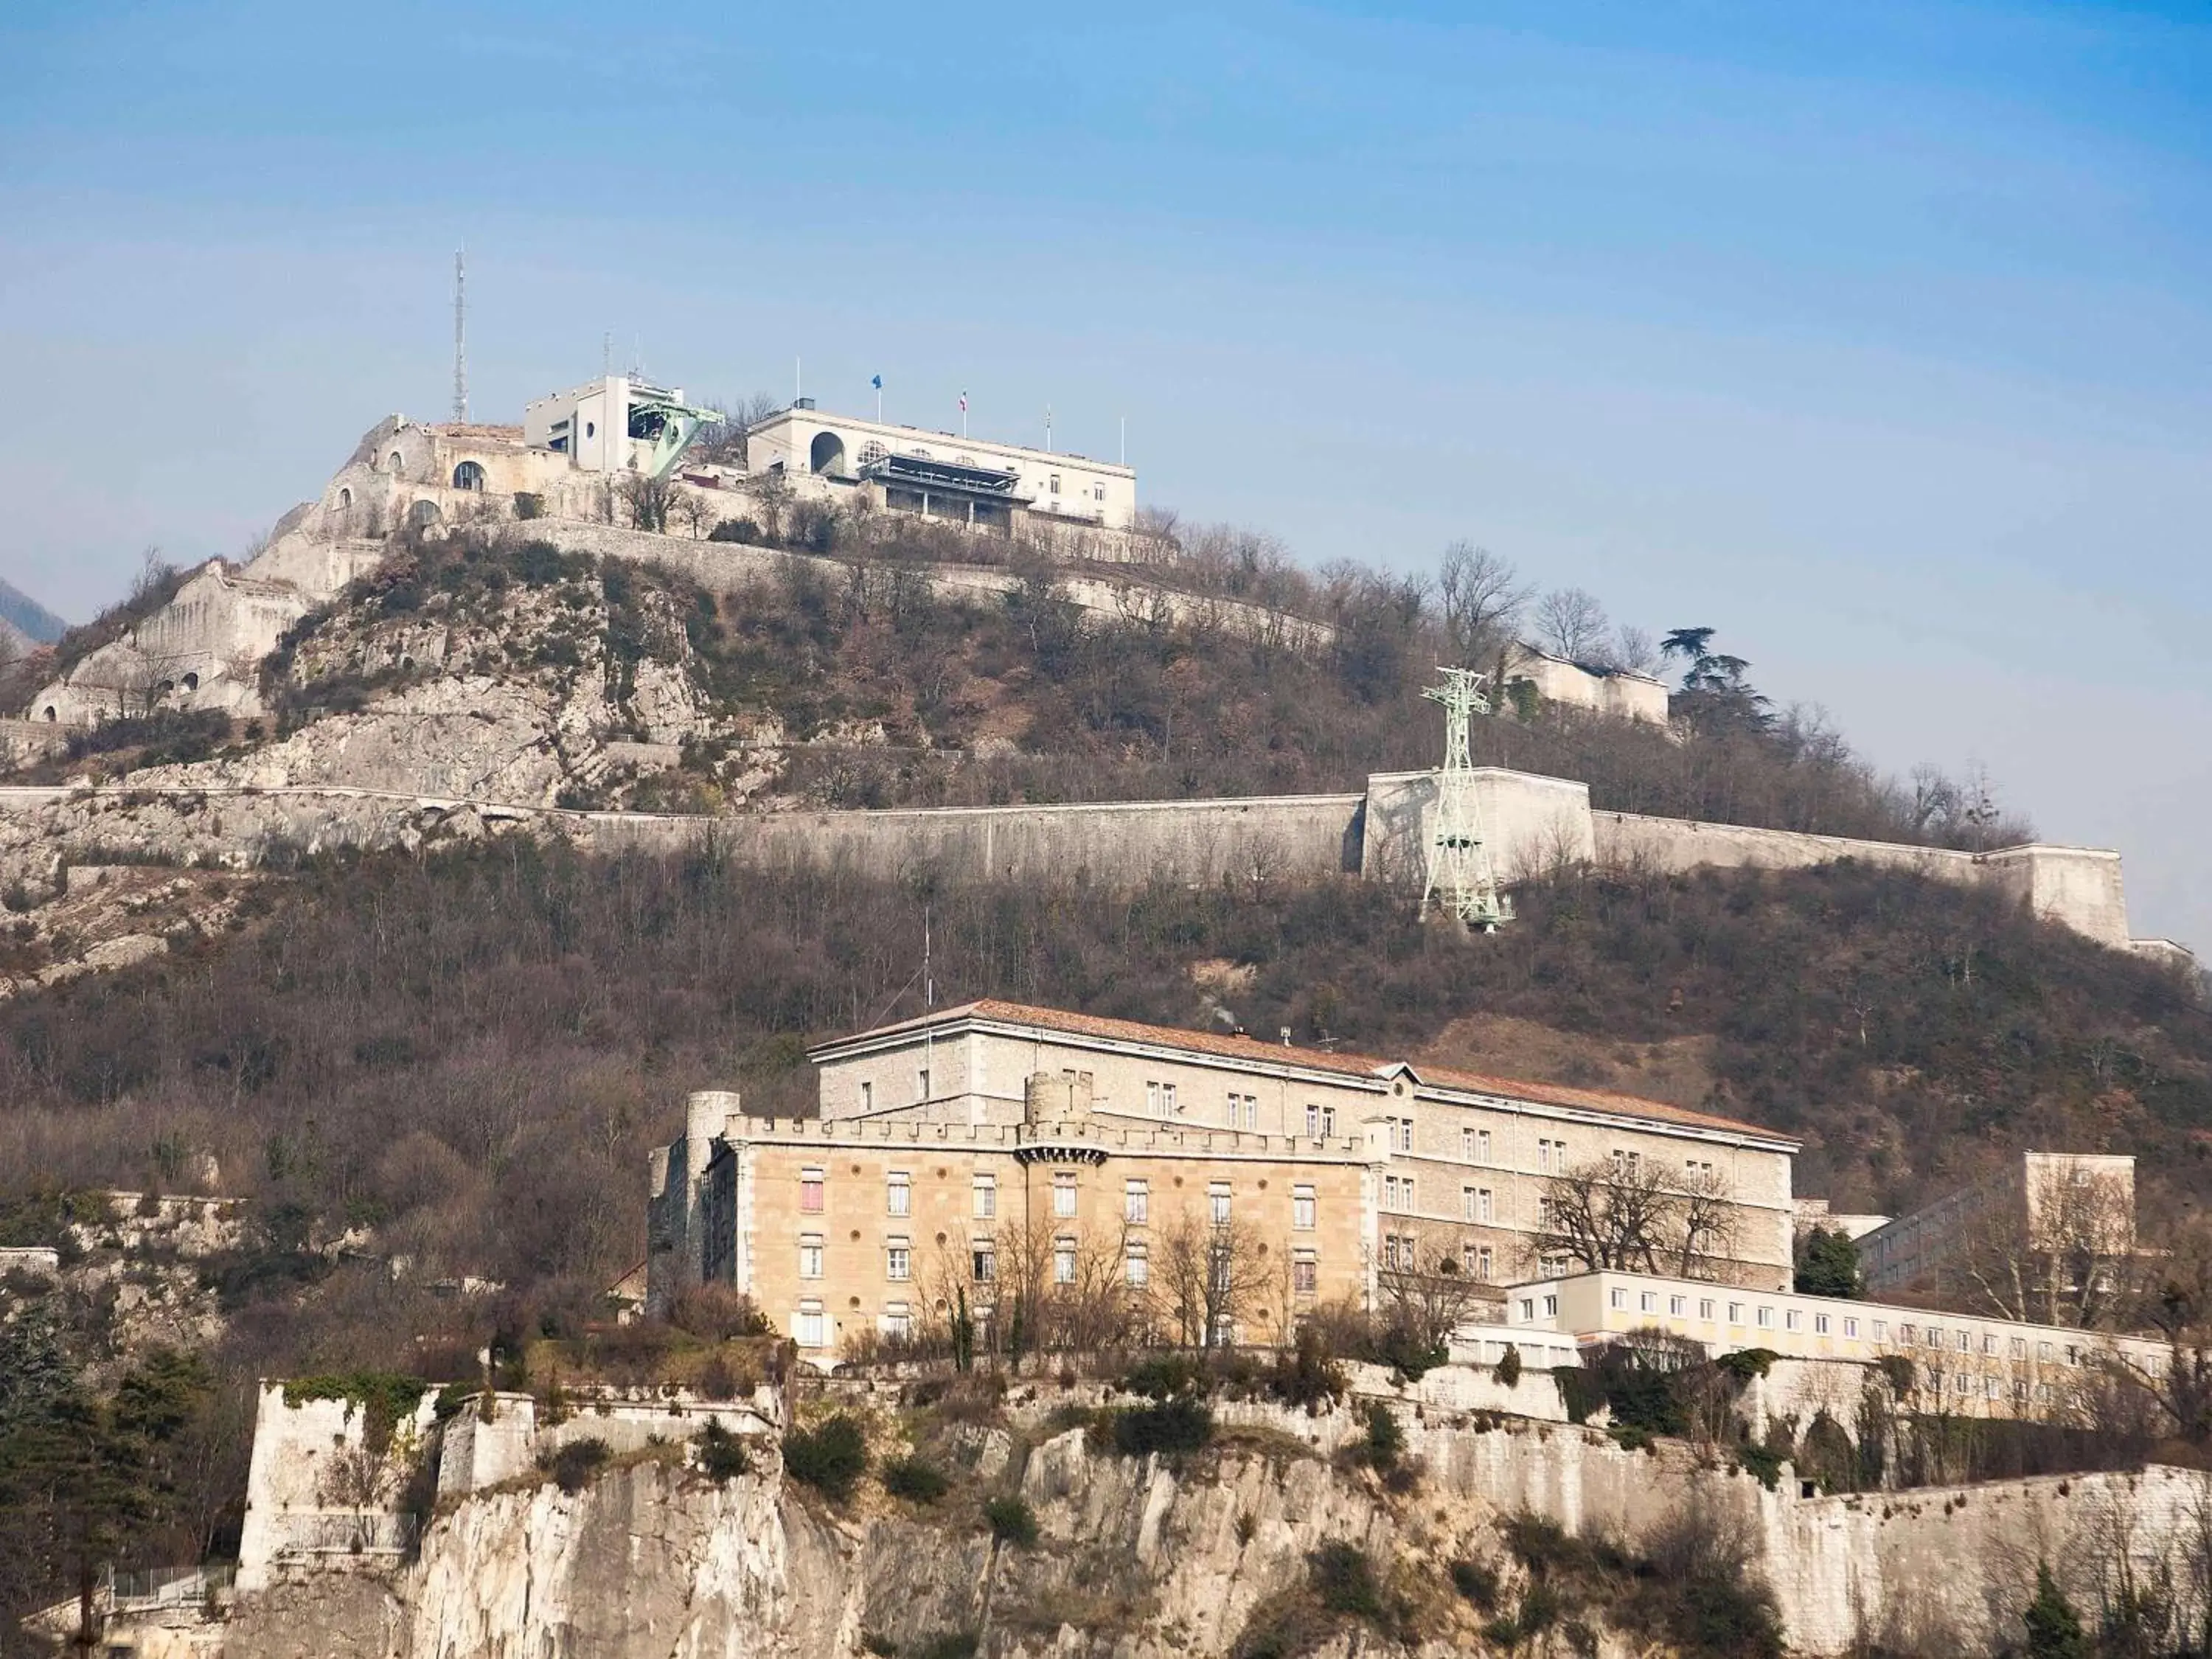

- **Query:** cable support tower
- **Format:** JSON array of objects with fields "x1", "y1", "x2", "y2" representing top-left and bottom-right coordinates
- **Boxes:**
[{"x1": 1422, "y1": 666, "x2": 1512, "y2": 932}]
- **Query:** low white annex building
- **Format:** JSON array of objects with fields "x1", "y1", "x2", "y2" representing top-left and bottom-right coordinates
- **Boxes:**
[{"x1": 742, "y1": 403, "x2": 1138, "y2": 534}]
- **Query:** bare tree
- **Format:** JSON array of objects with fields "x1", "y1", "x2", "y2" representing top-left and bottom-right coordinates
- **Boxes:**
[
  {"x1": 1534, "y1": 587, "x2": 1610, "y2": 661},
  {"x1": 1605, "y1": 624, "x2": 1660, "y2": 676},
  {"x1": 1534, "y1": 1154, "x2": 1680, "y2": 1274},
  {"x1": 745, "y1": 472, "x2": 794, "y2": 544},
  {"x1": 694, "y1": 393, "x2": 782, "y2": 467},
  {"x1": 1377, "y1": 1223, "x2": 1489, "y2": 1355},
  {"x1": 619, "y1": 472, "x2": 678, "y2": 535},
  {"x1": 1945, "y1": 1161, "x2": 2138, "y2": 1329},
  {"x1": 1672, "y1": 1165, "x2": 1742, "y2": 1281},
  {"x1": 1152, "y1": 1211, "x2": 1270, "y2": 1350},
  {"x1": 1436, "y1": 543, "x2": 1530, "y2": 669},
  {"x1": 1534, "y1": 1154, "x2": 1743, "y2": 1279}
]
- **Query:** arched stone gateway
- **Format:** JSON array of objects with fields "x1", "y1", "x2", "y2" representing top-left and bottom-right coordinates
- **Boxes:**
[{"x1": 809, "y1": 431, "x2": 847, "y2": 476}]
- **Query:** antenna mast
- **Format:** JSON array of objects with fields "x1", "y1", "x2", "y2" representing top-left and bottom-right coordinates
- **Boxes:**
[
  {"x1": 451, "y1": 248, "x2": 468, "y2": 424},
  {"x1": 1421, "y1": 667, "x2": 1512, "y2": 931}
]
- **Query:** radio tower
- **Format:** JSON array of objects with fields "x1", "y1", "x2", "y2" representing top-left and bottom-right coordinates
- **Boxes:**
[
  {"x1": 1422, "y1": 667, "x2": 1512, "y2": 931},
  {"x1": 451, "y1": 248, "x2": 468, "y2": 425}
]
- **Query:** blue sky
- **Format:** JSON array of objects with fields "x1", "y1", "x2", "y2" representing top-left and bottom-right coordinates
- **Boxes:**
[{"x1": 2, "y1": 1, "x2": 2208, "y2": 951}]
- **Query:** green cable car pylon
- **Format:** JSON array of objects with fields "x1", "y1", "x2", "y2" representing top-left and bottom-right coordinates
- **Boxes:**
[{"x1": 1422, "y1": 667, "x2": 1513, "y2": 932}]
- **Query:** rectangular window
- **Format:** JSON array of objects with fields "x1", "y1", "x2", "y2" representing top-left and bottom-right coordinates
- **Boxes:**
[
  {"x1": 973, "y1": 1174, "x2": 997, "y2": 1219},
  {"x1": 1640, "y1": 1291, "x2": 1659, "y2": 1313},
  {"x1": 1874, "y1": 1321, "x2": 1888, "y2": 1340},
  {"x1": 1844, "y1": 1318, "x2": 1859, "y2": 1338},
  {"x1": 971, "y1": 1242, "x2": 996, "y2": 1283},
  {"x1": 1479, "y1": 1128, "x2": 1493, "y2": 1163},
  {"x1": 1321, "y1": 1106, "x2": 1337, "y2": 1137},
  {"x1": 1053, "y1": 1172, "x2": 1078, "y2": 1218},
  {"x1": 1292, "y1": 1184, "x2": 1315, "y2": 1231},
  {"x1": 1124, "y1": 1179, "x2": 1149, "y2": 1224},
  {"x1": 1208, "y1": 1181, "x2": 1231, "y2": 1225},
  {"x1": 887, "y1": 1172, "x2": 911, "y2": 1217},
  {"x1": 799, "y1": 1234, "x2": 824, "y2": 1279},
  {"x1": 1520, "y1": 1298, "x2": 1536, "y2": 1321},
  {"x1": 1786, "y1": 1309, "x2": 1803, "y2": 1332},
  {"x1": 1145, "y1": 1080, "x2": 1178, "y2": 1119},
  {"x1": 883, "y1": 1301, "x2": 911, "y2": 1340},
  {"x1": 1958, "y1": 1330, "x2": 1972, "y2": 1353},
  {"x1": 2038, "y1": 1340, "x2": 2054, "y2": 1362},
  {"x1": 1476, "y1": 1245, "x2": 1495, "y2": 1282},
  {"x1": 1983, "y1": 1334, "x2": 1997, "y2": 1356},
  {"x1": 1756, "y1": 1307, "x2": 1773, "y2": 1328},
  {"x1": 886, "y1": 1239, "x2": 911, "y2": 1281},
  {"x1": 1054, "y1": 1238, "x2": 1077, "y2": 1285},
  {"x1": 1899, "y1": 1324, "x2": 1916, "y2": 1343},
  {"x1": 1293, "y1": 1252, "x2": 1318, "y2": 1295},
  {"x1": 1815, "y1": 1312, "x2": 1830, "y2": 1335},
  {"x1": 1478, "y1": 1188, "x2": 1494, "y2": 1222},
  {"x1": 1543, "y1": 1294, "x2": 1559, "y2": 1318},
  {"x1": 1462, "y1": 1126, "x2": 1478, "y2": 1161},
  {"x1": 796, "y1": 1301, "x2": 825, "y2": 1348},
  {"x1": 1462, "y1": 1185, "x2": 1479, "y2": 1222},
  {"x1": 1049, "y1": 473, "x2": 1061, "y2": 495},
  {"x1": 1728, "y1": 1302, "x2": 1744, "y2": 1325},
  {"x1": 860, "y1": 1080, "x2": 873, "y2": 1113},
  {"x1": 1125, "y1": 1244, "x2": 1148, "y2": 1287},
  {"x1": 1538, "y1": 1138, "x2": 1554, "y2": 1173},
  {"x1": 1670, "y1": 1295, "x2": 1687, "y2": 1317},
  {"x1": 916, "y1": 1068, "x2": 930, "y2": 1101},
  {"x1": 1699, "y1": 1298, "x2": 1715, "y2": 1320},
  {"x1": 2011, "y1": 1338, "x2": 2027, "y2": 1360},
  {"x1": 1391, "y1": 1117, "x2": 1413, "y2": 1152},
  {"x1": 800, "y1": 1166, "x2": 824, "y2": 1214},
  {"x1": 1610, "y1": 1287, "x2": 1628, "y2": 1310},
  {"x1": 1305, "y1": 1104, "x2": 1321, "y2": 1137},
  {"x1": 1228, "y1": 1091, "x2": 1258, "y2": 1129}
]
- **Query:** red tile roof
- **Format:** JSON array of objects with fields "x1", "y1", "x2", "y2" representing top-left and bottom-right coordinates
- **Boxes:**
[{"x1": 813, "y1": 998, "x2": 1792, "y2": 1144}]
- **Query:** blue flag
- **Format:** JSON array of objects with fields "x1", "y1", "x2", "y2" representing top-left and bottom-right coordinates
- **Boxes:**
[{"x1": 871, "y1": 374, "x2": 883, "y2": 390}]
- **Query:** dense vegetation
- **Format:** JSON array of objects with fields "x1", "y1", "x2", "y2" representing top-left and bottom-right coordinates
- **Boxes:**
[{"x1": 0, "y1": 842, "x2": 2201, "y2": 1318}]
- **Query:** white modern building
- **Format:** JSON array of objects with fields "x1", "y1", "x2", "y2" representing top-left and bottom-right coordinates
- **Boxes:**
[
  {"x1": 521, "y1": 375, "x2": 717, "y2": 478},
  {"x1": 1504, "y1": 1266, "x2": 2171, "y2": 1419},
  {"x1": 742, "y1": 404, "x2": 1138, "y2": 533}
]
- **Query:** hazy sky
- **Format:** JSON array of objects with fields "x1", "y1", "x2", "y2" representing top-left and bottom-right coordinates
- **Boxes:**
[{"x1": 2, "y1": 1, "x2": 2207, "y2": 951}]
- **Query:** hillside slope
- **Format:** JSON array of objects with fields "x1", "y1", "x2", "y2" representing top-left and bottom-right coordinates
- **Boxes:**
[
  {"x1": 9, "y1": 525, "x2": 2028, "y2": 860},
  {"x1": 1, "y1": 846, "x2": 2202, "y2": 1330}
]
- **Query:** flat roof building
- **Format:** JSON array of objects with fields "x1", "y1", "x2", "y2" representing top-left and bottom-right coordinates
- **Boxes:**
[{"x1": 742, "y1": 406, "x2": 1138, "y2": 533}]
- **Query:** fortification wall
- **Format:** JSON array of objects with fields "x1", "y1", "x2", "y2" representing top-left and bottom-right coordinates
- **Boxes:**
[
  {"x1": 675, "y1": 792, "x2": 1363, "y2": 888},
  {"x1": 510, "y1": 518, "x2": 1332, "y2": 648},
  {"x1": 1360, "y1": 768, "x2": 1596, "y2": 887}
]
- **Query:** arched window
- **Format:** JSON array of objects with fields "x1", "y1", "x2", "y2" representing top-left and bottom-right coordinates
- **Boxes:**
[
  {"x1": 41, "y1": 706, "x2": 56, "y2": 723},
  {"x1": 809, "y1": 431, "x2": 847, "y2": 476},
  {"x1": 338, "y1": 486, "x2": 352, "y2": 509},
  {"x1": 389, "y1": 451, "x2": 406, "y2": 477},
  {"x1": 452, "y1": 460, "x2": 486, "y2": 490},
  {"x1": 858, "y1": 441, "x2": 886, "y2": 467},
  {"x1": 409, "y1": 499, "x2": 442, "y2": 527},
  {"x1": 181, "y1": 672, "x2": 200, "y2": 692}
]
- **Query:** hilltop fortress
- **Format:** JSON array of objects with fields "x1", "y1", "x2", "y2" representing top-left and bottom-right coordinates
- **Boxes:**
[{"x1": 8, "y1": 376, "x2": 2191, "y2": 967}]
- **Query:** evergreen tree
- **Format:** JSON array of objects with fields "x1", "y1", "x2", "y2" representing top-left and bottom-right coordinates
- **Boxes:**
[
  {"x1": 1795, "y1": 1228, "x2": 1863, "y2": 1298},
  {"x1": 2023, "y1": 1562, "x2": 2088, "y2": 1659}
]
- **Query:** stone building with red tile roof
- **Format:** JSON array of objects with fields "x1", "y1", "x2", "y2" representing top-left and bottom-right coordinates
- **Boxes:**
[{"x1": 647, "y1": 1001, "x2": 1798, "y2": 1363}]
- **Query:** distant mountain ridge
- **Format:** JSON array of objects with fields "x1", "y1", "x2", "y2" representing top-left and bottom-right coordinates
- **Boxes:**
[{"x1": 0, "y1": 578, "x2": 67, "y2": 644}]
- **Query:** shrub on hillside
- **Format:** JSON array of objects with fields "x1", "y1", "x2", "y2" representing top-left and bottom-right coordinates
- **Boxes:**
[
  {"x1": 1108, "y1": 1397, "x2": 1213, "y2": 1457},
  {"x1": 541, "y1": 1436, "x2": 610, "y2": 1494},
  {"x1": 783, "y1": 1413, "x2": 867, "y2": 1502},
  {"x1": 880, "y1": 1455, "x2": 949, "y2": 1504}
]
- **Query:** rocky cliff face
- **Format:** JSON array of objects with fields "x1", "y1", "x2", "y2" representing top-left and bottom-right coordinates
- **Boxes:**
[{"x1": 226, "y1": 1425, "x2": 1544, "y2": 1659}]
